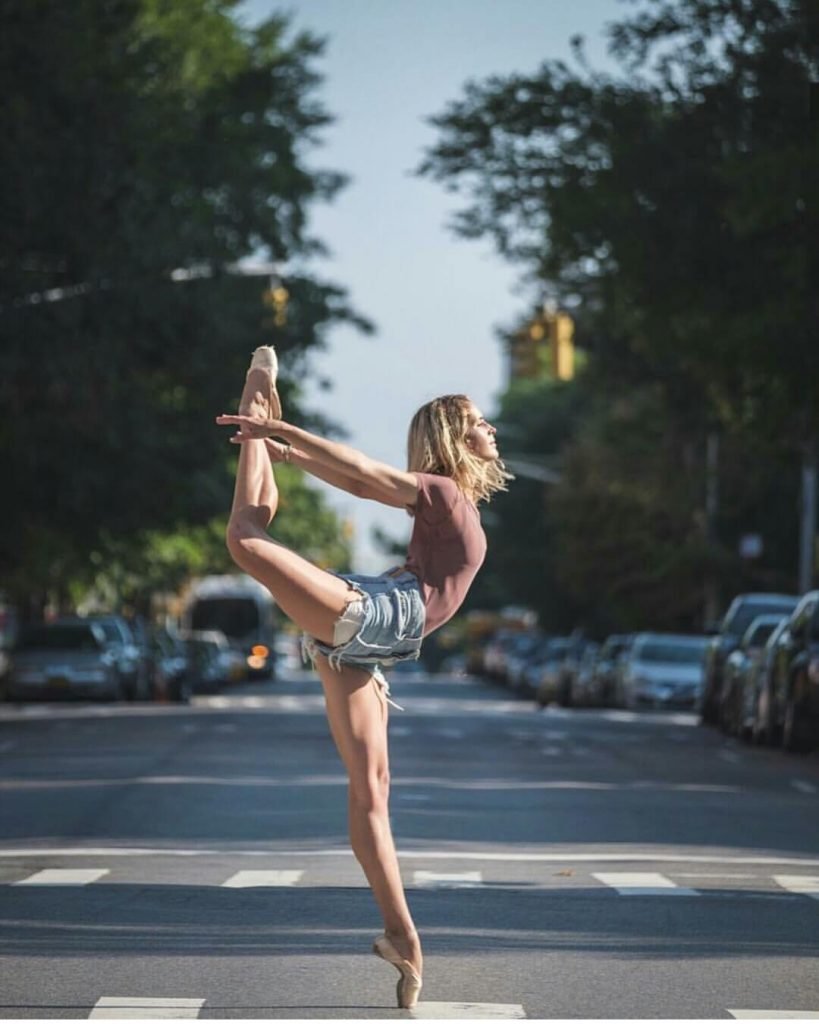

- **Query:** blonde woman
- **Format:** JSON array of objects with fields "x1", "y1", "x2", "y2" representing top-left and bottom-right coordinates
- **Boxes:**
[{"x1": 216, "y1": 347, "x2": 511, "y2": 1009}]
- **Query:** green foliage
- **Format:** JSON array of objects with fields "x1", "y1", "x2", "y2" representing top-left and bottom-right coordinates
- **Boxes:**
[
  {"x1": 421, "y1": 0, "x2": 815, "y2": 630},
  {"x1": 0, "y1": 1, "x2": 368, "y2": 615}
]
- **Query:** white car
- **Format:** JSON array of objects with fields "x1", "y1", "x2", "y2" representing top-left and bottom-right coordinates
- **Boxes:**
[{"x1": 621, "y1": 633, "x2": 711, "y2": 709}]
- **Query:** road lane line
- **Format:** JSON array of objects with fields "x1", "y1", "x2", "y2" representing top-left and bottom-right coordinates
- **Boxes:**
[
  {"x1": 728, "y1": 1013, "x2": 819, "y2": 1019},
  {"x1": 2, "y1": 847, "x2": 819, "y2": 866},
  {"x1": 90, "y1": 997, "x2": 205, "y2": 1019},
  {"x1": 413, "y1": 871, "x2": 483, "y2": 888},
  {"x1": 410, "y1": 1003, "x2": 526, "y2": 1019},
  {"x1": 222, "y1": 870, "x2": 303, "y2": 887},
  {"x1": 772, "y1": 875, "x2": 819, "y2": 899},
  {"x1": 791, "y1": 778, "x2": 817, "y2": 794},
  {"x1": 13, "y1": 869, "x2": 109, "y2": 886},
  {"x1": 593, "y1": 872, "x2": 699, "y2": 896}
]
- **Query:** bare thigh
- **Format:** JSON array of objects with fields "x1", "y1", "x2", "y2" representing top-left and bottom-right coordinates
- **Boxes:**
[
  {"x1": 229, "y1": 529, "x2": 357, "y2": 645},
  {"x1": 314, "y1": 654, "x2": 389, "y2": 781}
]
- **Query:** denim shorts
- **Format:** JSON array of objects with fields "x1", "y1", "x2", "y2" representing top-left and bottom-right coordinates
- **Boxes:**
[{"x1": 301, "y1": 568, "x2": 425, "y2": 708}]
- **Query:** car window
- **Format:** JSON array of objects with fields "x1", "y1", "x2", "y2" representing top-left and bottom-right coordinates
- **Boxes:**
[
  {"x1": 746, "y1": 621, "x2": 779, "y2": 647},
  {"x1": 16, "y1": 625, "x2": 100, "y2": 651},
  {"x1": 726, "y1": 599, "x2": 797, "y2": 637},
  {"x1": 636, "y1": 640, "x2": 708, "y2": 664}
]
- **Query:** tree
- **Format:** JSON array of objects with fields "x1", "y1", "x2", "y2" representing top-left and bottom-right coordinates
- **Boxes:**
[
  {"x1": 418, "y1": 0, "x2": 817, "y2": 620},
  {"x1": 0, "y1": 1, "x2": 370, "y2": 616}
]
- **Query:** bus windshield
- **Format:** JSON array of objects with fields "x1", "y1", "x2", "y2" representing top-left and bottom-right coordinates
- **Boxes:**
[{"x1": 190, "y1": 598, "x2": 259, "y2": 640}]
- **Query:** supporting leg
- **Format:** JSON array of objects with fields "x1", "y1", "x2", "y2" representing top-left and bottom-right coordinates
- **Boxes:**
[{"x1": 316, "y1": 653, "x2": 423, "y2": 977}]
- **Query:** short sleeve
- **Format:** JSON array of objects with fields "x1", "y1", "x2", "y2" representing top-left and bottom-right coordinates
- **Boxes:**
[{"x1": 411, "y1": 472, "x2": 459, "y2": 526}]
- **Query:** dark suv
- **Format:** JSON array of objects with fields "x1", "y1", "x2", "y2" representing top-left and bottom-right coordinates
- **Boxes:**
[
  {"x1": 767, "y1": 590, "x2": 819, "y2": 753},
  {"x1": 700, "y1": 593, "x2": 799, "y2": 726}
]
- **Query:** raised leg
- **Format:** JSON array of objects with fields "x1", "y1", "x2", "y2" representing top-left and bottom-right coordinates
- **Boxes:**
[
  {"x1": 224, "y1": 370, "x2": 354, "y2": 646},
  {"x1": 315, "y1": 653, "x2": 423, "y2": 978}
]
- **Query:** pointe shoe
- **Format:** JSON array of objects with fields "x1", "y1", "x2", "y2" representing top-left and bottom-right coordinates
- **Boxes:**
[
  {"x1": 239, "y1": 346, "x2": 282, "y2": 420},
  {"x1": 372, "y1": 934, "x2": 422, "y2": 1010}
]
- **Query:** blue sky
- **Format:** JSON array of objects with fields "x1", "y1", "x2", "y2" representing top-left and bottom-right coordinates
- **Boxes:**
[{"x1": 237, "y1": 0, "x2": 627, "y2": 571}]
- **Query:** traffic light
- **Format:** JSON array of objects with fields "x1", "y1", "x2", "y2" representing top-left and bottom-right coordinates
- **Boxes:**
[
  {"x1": 262, "y1": 282, "x2": 289, "y2": 328},
  {"x1": 506, "y1": 308, "x2": 575, "y2": 382},
  {"x1": 547, "y1": 311, "x2": 574, "y2": 381}
]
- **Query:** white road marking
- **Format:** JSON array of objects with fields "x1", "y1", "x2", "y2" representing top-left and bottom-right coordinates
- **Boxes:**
[
  {"x1": 1, "y1": 847, "x2": 819, "y2": 867},
  {"x1": 222, "y1": 870, "x2": 303, "y2": 887},
  {"x1": 410, "y1": 1003, "x2": 526, "y2": 1019},
  {"x1": 719, "y1": 749, "x2": 742, "y2": 763},
  {"x1": 791, "y1": 778, "x2": 817, "y2": 794},
  {"x1": 413, "y1": 871, "x2": 483, "y2": 888},
  {"x1": 391, "y1": 726, "x2": 413, "y2": 737},
  {"x1": 438, "y1": 727, "x2": 465, "y2": 739},
  {"x1": 180, "y1": 724, "x2": 199, "y2": 733},
  {"x1": 606, "y1": 711, "x2": 638, "y2": 722},
  {"x1": 90, "y1": 997, "x2": 205, "y2": 1019},
  {"x1": 542, "y1": 730, "x2": 567, "y2": 740},
  {"x1": 772, "y1": 875, "x2": 819, "y2": 899},
  {"x1": 540, "y1": 746, "x2": 562, "y2": 756},
  {"x1": 728, "y1": 1013, "x2": 819, "y2": 1020},
  {"x1": 13, "y1": 868, "x2": 109, "y2": 886},
  {"x1": 593, "y1": 872, "x2": 699, "y2": 896}
]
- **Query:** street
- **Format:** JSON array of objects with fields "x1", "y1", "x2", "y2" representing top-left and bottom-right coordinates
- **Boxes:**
[{"x1": 1, "y1": 668, "x2": 818, "y2": 1020}]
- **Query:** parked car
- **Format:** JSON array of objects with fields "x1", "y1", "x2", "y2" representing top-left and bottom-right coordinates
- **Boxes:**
[
  {"x1": 621, "y1": 633, "x2": 711, "y2": 709},
  {"x1": 150, "y1": 627, "x2": 192, "y2": 703},
  {"x1": 765, "y1": 591, "x2": 819, "y2": 753},
  {"x1": 748, "y1": 616, "x2": 791, "y2": 746},
  {"x1": 504, "y1": 632, "x2": 545, "y2": 693},
  {"x1": 532, "y1": 638, "x2": 572, "y2": 707},
  {"x1": 719, "y1": 614, "x2": 785, "y2": 737},
  {"x1": 181, "y1": 629, "x2": 245, "y2": 694},
  {"x1": 7, "y1": 619, "x2": 123, "y2": 701},
  {"x1": 592, "y1": 634, "x2": 633, "y2": 707},
  {"x1": 483, "y1": 629, "x2": 524, "y2": 683},
  {"x1": 700, "y1": 593, "x2": 799, "y2": 725},
  {"x1": 554, "y1": 635, "x2": 589, "y2": 707},
  {"x1": 570, "y1": 642, "x2": 601, "y2": 706},
  {"x1": 86, "y1": 614, "x2": 150, "y2": 701}
]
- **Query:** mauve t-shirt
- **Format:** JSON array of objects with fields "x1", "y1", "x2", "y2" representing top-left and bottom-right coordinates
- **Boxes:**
[{"x1": 404, "y1": 472, "x2": 487, "y2": 636}]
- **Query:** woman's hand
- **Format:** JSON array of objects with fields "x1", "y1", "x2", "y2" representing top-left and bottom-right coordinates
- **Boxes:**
[{"x1": 215, "y1": 413, "x2": 283, "y2": 441}]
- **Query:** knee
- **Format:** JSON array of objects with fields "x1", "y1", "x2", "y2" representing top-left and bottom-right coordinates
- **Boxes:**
[
  {"x1": 349, "y1": 767, "x2": 390, "y2": 816},
  {"x1": 225, "y1": 512, "x2": 261, "y2": 559}
]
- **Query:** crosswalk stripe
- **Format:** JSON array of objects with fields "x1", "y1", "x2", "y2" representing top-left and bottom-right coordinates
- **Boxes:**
[
  {"x1": 593, "y1": 872, "x2": 699, "y2": 896},
  {"x1": 222, "y1": 870, "x2": 303, "y2": 887},
  {"x1": 413, "y1": 871, "x2": 483, "y2": 888},
  {"x1": 728, "y1": 1012, "x2": 819, "y2": 1019},
  {"x1": 772, "y1": 875, "x2": 819, "y2": 899},
  {"x1": 90, "y1": 997, "x2": 205, "y2": 1019},
  {"x1": 13, "y1": 869, "x2": 109, "y2": 886},
  {"x1": 410, "y1": 1002, "x2": 526, "y2": 1019}
]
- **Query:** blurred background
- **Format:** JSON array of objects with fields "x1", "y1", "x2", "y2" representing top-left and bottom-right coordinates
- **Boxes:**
[{"x1": 0, "y1": 0, "x2": 816, "y2": 739}]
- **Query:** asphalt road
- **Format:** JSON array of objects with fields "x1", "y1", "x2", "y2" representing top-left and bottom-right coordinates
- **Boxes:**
[{"x1": 1, "y1": 668, "x2": 818, "y2": 1020}]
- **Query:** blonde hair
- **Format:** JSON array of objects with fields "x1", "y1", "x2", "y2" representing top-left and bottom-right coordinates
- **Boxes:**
[{"x1": 406, "y1": 394, "x2": 514, "y2": 506}]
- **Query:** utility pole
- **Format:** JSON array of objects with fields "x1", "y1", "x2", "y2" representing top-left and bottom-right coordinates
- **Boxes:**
[
  {"x1": 704, "y1": 430, "x2": 720, "y2": 627},
  {"x1": 798, "y1": 438, "x2": 817, "y2": 594}
]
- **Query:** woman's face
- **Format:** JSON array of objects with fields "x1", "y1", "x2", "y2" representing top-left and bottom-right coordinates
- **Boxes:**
[{"x1": 464, "y1": 403, "x2": 499, "y2": 461}]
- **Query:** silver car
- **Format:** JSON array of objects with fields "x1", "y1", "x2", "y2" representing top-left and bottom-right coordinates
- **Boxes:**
[
  {"x1": 621, "y1": 633, "x2": 710, "y2": 709},
  {"x1": 8, "y1": 620, "x2": 122, "y2": 701}
]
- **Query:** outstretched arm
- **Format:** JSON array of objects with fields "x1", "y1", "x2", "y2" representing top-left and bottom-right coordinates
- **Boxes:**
[{"x1": 217, "y1": 414, "x2": 419, "y2": 510}]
